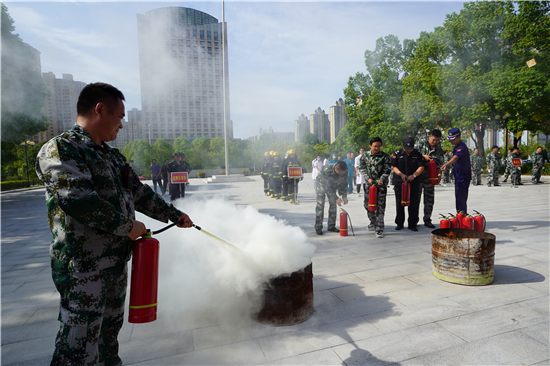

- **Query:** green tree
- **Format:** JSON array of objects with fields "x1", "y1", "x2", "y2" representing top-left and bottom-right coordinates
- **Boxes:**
[
  {"x1": 151, "y1": 138, "x2": 173, "y2": 167},
  {"x1": 1, "y1": 4, "x2": 49, "y2": 167},
  {"x1": 191, "y1": 137, "x2": 210, "y2": 168},
  {"x1": 121, "y1": 139, "x2": 151, "y2": 176},
  {"x1": 300, "y1": 132, "x2": 319, "y2": 145}
]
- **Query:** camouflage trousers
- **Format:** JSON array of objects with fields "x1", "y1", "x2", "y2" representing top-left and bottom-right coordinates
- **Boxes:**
[
  {"x1": 510, "y1": 167, "x2": 520, "y2": 185},
  {"x1": 418, "y1": 181, "x2": 435, "y2": 224},
  {"x1": 532, "y1": 167, "x2": 542, "y2": 183},
  {"x1": 442, "y1": 169, "x2": 451, "y2": 183},
  {"x1": 471, "y1": 169, "x2": 482, "y2": 185},
  {"x1": 364, "y1": 185, "x2": 387, "y2": 232},
  {"x1": 315, "y1": 191, "x2": 337, "y2": 230},
  {"x1": 487, "y1": 168, "x2": 499, "y2": 185},
  {"x1": 503, "y1": 164, "x2": 511, "y2": 180},
  {"x1": 51, "y1": 265, "x2": 127, "y2": 366}
]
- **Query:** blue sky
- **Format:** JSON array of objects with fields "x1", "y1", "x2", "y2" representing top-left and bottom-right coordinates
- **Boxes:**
[{"x1": 6, "y1": 1, "x2": 467, "y2": 139}]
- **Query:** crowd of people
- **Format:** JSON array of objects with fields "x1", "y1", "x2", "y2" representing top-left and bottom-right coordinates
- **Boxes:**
[{"x1": 261, "y1": 150, "x2": 303, "y2": 202}]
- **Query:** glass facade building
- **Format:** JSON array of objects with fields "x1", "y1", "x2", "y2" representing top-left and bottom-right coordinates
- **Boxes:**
[{"x1": 137, "y1": 7, "x2": 232, "y2": 144}]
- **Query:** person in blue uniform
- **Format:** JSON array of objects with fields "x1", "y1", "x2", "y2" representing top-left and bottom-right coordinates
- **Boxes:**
[{"x1": 441, "y1": 128, "x2": 471, "y2": 213}]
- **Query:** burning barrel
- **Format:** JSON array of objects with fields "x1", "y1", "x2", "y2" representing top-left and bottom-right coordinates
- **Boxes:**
[
  {"x1": 255, "y1": 263, "x2": 313, "y2": 326},
  {"x1": 431, "y1": 228, "x2": 496, "y2": 285}
]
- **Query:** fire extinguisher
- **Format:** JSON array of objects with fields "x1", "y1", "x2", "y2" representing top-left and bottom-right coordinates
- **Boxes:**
[
  {"x1": 473, "y1": 210, "x2": 486, "y2": 232},
  {"x1": 339, "y1": 209, "x2": 355, "y2": 237},
  {"x1": 448, "y1": 213, "x2": 461, "y2": 228},
  {"x1": 439, "y1": 214, "x2": 450, "y2": 229},
  {"x1": 428, "y1": 160, "x2": 438, "y2": 185},
  {"x1": 401, "y1": 182, "x2": 410, "y2": 206},
  {"x1": 462, "y1": 213, "x2": 474, "y2": 230},
  {"x1": 129, "y1": 230, "x2": 160, "y2": 324},
  {"x1": 368, "y1": 185, "x2": 378, "y2": 211},
  {"x1": 456, "y1": 211, "x2": 465, "y2": 228}
]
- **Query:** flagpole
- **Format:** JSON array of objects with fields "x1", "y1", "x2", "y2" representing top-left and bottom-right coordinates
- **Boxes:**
[{"x1": 222, "y1": 0, "x2": 229, "y2": 176}]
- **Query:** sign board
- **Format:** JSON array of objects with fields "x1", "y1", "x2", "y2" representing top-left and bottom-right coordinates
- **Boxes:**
[
  {"x1": 512, "y1": 158, "x2": 522, "y2": 167},
  {"x1": 287, "y1": 167, "x2": 303, "y2": 178},
  {"x1": 171, "y1": 172, "x2": 188, "y2": 184}
]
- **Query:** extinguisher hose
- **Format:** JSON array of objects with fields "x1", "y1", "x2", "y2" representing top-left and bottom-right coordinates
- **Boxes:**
[
  {"x1": 473, "y1": 210, "x2": 487, "y2": 231},
  {"x1": 151, "y1": 220, "x2": 202, "y2": 235}
]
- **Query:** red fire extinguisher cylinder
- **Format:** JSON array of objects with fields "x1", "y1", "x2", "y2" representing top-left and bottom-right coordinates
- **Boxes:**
[
  {"x1": 129, "y1": 232, "x2": 160, "y2": 324},
  {"x1": 368, "y1": 185, "x2": 378, "y2": 211},
  {"x1": 473, "y1": 210, "x2": 486, "y2": 232},
  {"x1": 456, "y1": 211, "x2": 465, "y2": 228},
  {"x1": 439, "y1": 214, "x2": 450, "y2": 229},
  {"x1": 428, "y1": 160, "x2": 438, "y2": 185},
  {"x1": 462, "y1": 214, "x2": 474, "y2": 230},
  {"x1": 401, "y1": 182, "x2": 410, "y2": 207},
  {"x1": 448, "y1": 213, "x2": 460, "y2": 228},
  {"x1": 340, "y1": 211, "x2": 348, "y2": 237}
]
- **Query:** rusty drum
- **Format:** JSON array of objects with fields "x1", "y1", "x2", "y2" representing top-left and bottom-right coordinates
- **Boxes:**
[
  {"x1": 431, "y1": 228, "x2": 496, "y2": 285},
  {"x1": 254, "y1": 263, "x2": 313, "y2": 326}
]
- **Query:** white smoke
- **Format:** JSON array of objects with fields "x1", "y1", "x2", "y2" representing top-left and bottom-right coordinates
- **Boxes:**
[{"x1": 135, "y1": 196, "x2": 315, "y2": 331}]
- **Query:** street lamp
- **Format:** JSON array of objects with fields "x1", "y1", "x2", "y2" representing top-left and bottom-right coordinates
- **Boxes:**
[{"x1": 20, "y1": 140, "x2": 35, "y2": 187}]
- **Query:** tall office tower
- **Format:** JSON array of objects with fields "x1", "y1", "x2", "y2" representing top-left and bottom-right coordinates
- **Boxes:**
[
  {"x1": 137, "y1": 7, "x2": 232, "y2": 145},
  {"x1": 127, "y1": 108, "x2": 144, "y2": 141},
  {"x1": 294, "y1": 114, "x2": 309, "y2": 142},
  {"x1": 34, "y1": 73, "x2": 86, "y2": 143},
  {"x1": 310, "y1": 107, "x2": 330, "y2": 143},
  {"x1": 329, "y1": 98, "x2": 349, "y2": 143}
]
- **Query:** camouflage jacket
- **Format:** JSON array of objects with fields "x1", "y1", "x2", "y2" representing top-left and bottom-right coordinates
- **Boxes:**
[
  {"x1": 470, "y1": 154, "x2": 483, "y2": 171},
  {"x1": 416, "y1": 139, "x2": 445, "y2": 183},
  {"x1": 36, "y1": 125, "x2": 183, "y2": 273},
  {"x1": 506, "y1": 152, "x2": 522, "y2": 169},
  {"x1": 315, "y1": 164, "x2": 348, "y2": 200},
  {"x1": 358, "y1": 151, "x2": 392, "y2": 185},
  {"x1": 486, "y1": 152, "x2": 501, "y2": 169},
  {"x1": 281, "y1": 157, "x2": 302, "y2": 179},
  {"x1": 531, "y1": 152, "x2": 544, "y2": 168}
]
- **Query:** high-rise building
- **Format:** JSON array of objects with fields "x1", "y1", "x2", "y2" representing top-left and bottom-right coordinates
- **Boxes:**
[
  {"x1": 310, "y1": 107, "x2": 330, "y2": 143},
  {"x1": 136, "y1": 7, "x2": 232, "y2": 145},
  {"x1": 294, "y1": 114, "x2": 309, "y2": 142},
  {"x1": 34, "y1": 73, "x2": 86, "y2": 143},
  {"x1": 329, "y1": 98, "x2": 349, "y2": 143}
]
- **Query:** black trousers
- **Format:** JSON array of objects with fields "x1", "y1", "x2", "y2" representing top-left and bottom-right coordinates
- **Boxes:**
[
  {"x1": 152, "y1": 178, "x2": 162, "y2": 193},
  {"x1": 161, "y1": 176, "x2": 168, "y2": 194},
  {"x1": 394, "y1": 183, "x2": 420, "y2": 228},
  {"x1": 170, "y1": 183, "x2": 185, "y2": 200}
]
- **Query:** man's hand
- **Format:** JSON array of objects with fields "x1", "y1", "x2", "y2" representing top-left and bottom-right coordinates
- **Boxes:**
[
  {"x1": 336, "y1": 198, "x2": 342, "y2": 206},
  {"x1": 406, "y1": 175, "x2": 415, "y2": 182},
  {"x1": 368, "y1": 178, "x2": 374, "y2": 185},
  {"x1": 423, "y1": 155, "x2": 432, "y2": 161},
  {"x1": 377, "y1": 179, "x2": 384, "y2": 186},
  {"x1": 342, "y1": 197, "x2": 348, "y2": 205},
  {"x1": 127, "y1": 220, "x2": 147, "y2": 241},
  {"x1": 176, "y1": 213, "x2": 193, "y2": 228},
  {"x1": 441, "y1": 164, "x2": 447, "y2": 171}
]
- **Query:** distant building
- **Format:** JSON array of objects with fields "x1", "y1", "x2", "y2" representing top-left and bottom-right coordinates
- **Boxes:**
[
  {"x1": 33, "y1": 73, "x2": 86, "y2": 143},
  {"x1": 294, "y1": 114, "x2": 309, "y2": 142},
  {"x1": 127, "y1": 108, "x2": 144, "y2": 142},
  {"x1": 246, "y1": 127, "x2": 293, "y2": 142},
  {"x1": 310, "y1": 107, "x2": 330, "y2": 143},
  {"x1": 329, "y1": 98, "x2": 349, "y2": 143},
  {"x1": 137, "y1": 6, "x2": 233, "y2": 145},
  {"x1": 110, "y1": 118, "x2": 129, "y2": 150}
]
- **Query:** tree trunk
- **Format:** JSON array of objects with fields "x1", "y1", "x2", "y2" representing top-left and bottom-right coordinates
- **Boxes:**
[{"x1": 473, "y1": 128, "x2": 486, "y2": 165}]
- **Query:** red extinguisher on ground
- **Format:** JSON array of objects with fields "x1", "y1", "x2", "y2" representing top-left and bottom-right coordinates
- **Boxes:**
[
  {"x1": 368, "y1": 185, "x2": 378, "y2": 211},
  {"x1": 462, "y1": 213, "x2": 475, "y2": 230},
  {"x1": 473, "y1": 210, "x2": 486, "y2": 232},
  {"x1": 401, "y1": 182, "x2": 410, "y2": 206},
  {"x1": 456, "y1": 211, "x2": 465, "y2": 228},
  {"x1": 340, "y1": 210, "x2": 348, "y2": 237},
  {"x1": 129, "y1": 230, "x2": 160, "y2": 323},
  {"x1": 448, "y1": 213, "x2": 461, "y2": 228},
  {"x1": 439, "y1": 214, "x2": 450, "y2": 229},
  {"x1": 428, "y1": 160, "x2": 438, "y2": 185}
]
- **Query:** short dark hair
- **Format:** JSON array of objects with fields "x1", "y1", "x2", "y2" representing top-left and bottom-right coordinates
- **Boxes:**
[
  {"x1": 492, "y1": 145, "x2": 499, "y2": 150},
  {"x1": 430, "y1": 129, "x2": 442, "y2": 138},
  {"x1": 335, "y1": 160, "x2": 347, "y2": 172},
  {"x1": 369, "y1": 137, "x2": 382, "y2": 145},
  {"x1": 77, "y1": 82, "x2": 125, "y2": 116}
]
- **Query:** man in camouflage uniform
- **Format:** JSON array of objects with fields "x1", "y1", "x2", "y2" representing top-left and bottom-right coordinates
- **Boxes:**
[
  {"x1": 531, "y1": 146, "x2": 545, "y2": 184},
  {"x1": 502, "y1": 149, "x2": 512, "y2": 182},
  {"x1": 281, "y1": 149, "x2": 302, "y2": 202},
  {"x1": 486, "y1": 146, "x2": 501, "y2": 187},
  {"x1": 36, "y1": 83, "x2": 193, "y2": 366},
  {"x1": 359, "y1": 137, "x2": 392, "y2": 238},
  {"x1": 470, "y1": 148, "x2": 483, "y2": 185},
  {"x1": 506, "y1": 147, "x2": 522, "y2": 187},
  {"x1": 261, "y1": 152, "x2": 270, "y2": 195},
  {"x1": 415, "y1": 129, "x2": 445, "y2": 228},
  {"x1": 314, "y1": 161, "x2": 349, "y2": 235}
]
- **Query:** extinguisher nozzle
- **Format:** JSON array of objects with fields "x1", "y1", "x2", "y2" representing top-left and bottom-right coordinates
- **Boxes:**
[{"x1": 193, "y1": 224, "x2": 202, "y2": 231}]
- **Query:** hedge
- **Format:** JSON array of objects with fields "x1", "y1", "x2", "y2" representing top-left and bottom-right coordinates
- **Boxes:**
[{"x1": 1, "y1": 180, "x2": 32, "y2": 191}]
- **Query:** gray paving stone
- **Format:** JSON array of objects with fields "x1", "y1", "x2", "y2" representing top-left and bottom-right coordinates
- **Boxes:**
[
  {"x1": 387, "y1": 280, "x2": 483, "y2": 307},
  {"x1": 518, "y1": 321, "x2": 549, "y2": 347},
  {"x1": 313, "y1": 273, "x2": 366, "y2": 292},
  {"x1": 310, "y1": 294, "x2": 398, "y2": 325},
  {"x1": 517, "y1": 295, "x2": 550, "y2": 316},
  {"x1": 261, "y1": 348, "x2": 345, "y2": 365},
  {"x1": 354, "y1": 263, "x2": 428, "y2": 283},
  {"x1": 449, "y1": 283, "x2": 547, "y2": 311},
  {"x1": 119, "y1": 330, "x2": 194, "y2": 365},
  {"x1": 1, "y1": 336, "x2": 54, "y2": 364},
  {"x1": 331, "y1": 277, "x2": 419, "y2": 301}
]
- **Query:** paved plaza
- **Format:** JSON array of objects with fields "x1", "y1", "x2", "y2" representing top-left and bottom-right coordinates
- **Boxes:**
[{"x1": 1, "y1": 174, "x2": 549, "y2": 365}]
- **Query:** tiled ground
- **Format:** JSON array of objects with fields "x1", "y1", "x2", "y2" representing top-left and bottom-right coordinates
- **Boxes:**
[{"x1": 2, "y1": 174, "x2": 548, "y2": 365}]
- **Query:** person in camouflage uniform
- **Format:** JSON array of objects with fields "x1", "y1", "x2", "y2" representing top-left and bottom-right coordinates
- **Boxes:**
[
  {"x1": 415, "y1": 129, "x2": 445, "y2": 228},
  {"x1": 314, "y1": 161, "x2": 349, "y2": 235},
  {"x1": 502, "y1": 149, "x2": 512, "y2": 182},
  {"x1": 261, "y1": 152, "x2": 270, "y2": 195},
  {"x1": 470, "y1": 148, "x2": 483, "y2": 185},
  {"x1": 506, "y1": 147, "x2": 522, "y2": 186},
  {"x1": 486, "y1": 146, "x2": 501, "y2": 187},
  {"x1": 35, "y1": 83, "x2": 193, "y2": 366},
  {"x1": 531, "y1": 146, "x2": 545, "y2": 184},
  {"x1": 358, "y1": 137, "x2": 392, "y2": 238}
]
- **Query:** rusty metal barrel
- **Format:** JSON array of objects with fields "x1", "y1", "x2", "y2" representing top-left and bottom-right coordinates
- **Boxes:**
[
  {"x1": 254, "y1": 263, "x2": 313, "y2": 326},
  {"x1": 431, "y1": 228, "x2": 496, "y2": 285}
]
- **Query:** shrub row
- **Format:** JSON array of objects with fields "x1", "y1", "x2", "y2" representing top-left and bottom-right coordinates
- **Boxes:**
[{"x1": 1, "y1": 180, "x2": 32, "y2": 191}]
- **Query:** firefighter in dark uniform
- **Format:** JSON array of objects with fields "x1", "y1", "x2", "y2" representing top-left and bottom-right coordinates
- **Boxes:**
[
  {"x1": 168, "y1": 152, "x2": 191, "y2": 201},
  {"x1": 261, "y1": 151, "x2": 270, "y2": 196},
  {"x1": 441, "y1": 128, "x2": 471, "y2": 213},
  {"x1": 270, "y1": 152, "x2": 283, "y2": 199},
  {"x1": 281, "y1": 149, "x2": 303, "y2": 202},
  {"x1": 392, "y1": 137, "x2": 426, "y2": 231}
]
